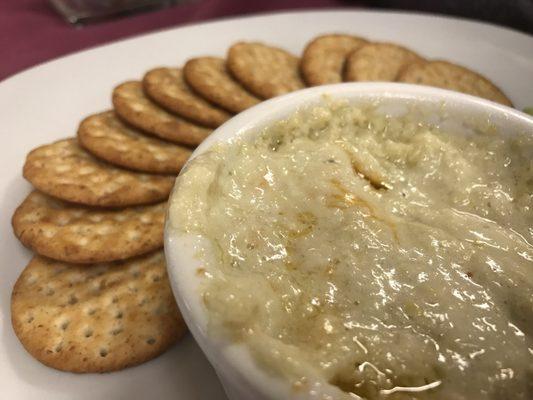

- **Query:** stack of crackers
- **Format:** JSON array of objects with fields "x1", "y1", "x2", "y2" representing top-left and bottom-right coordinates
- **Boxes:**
[{"x1": 10, "y1": 33, "x2": 512, "y2": 374}]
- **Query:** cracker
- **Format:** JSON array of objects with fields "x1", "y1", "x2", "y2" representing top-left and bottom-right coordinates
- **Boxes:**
[
  {"x1": 344, "y1": 42, "x2": 423, "y2": 82},
  {"x1": 397, "y1": 60, "x2": 513, "y2": 106},
  {"x1": 183, "y1": 57, "x2": 261, "y2": 113},
  {"x1": 143, "y1": 67, "x2": 231, "y2": 128},
  {"x1": 23, "y1": 138, "x2": 174, "y2": 207},
  {"x1": 78, "y1": 111, "x2": 191, "y2": 174},
  {"x1": 301, "y1": 34, "x2": 368, "y2": 86},
  {"x1": 112, "y1": 81, "x2": 211, "y2": 146},
  {"x1": 227, "y1": 42, "x2": 305, "y2": 98},
  {"x1": 12, "y1": 191, "x2": 165, "y2": 263},
  {"x1": 11, "y1": 251, "x2": 186, "y2": 373}
]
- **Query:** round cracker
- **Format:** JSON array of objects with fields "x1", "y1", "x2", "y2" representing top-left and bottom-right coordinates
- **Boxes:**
[
  {"x1": 11, "y1": 251, "x2": 186, "y2": 373},
  {"x1": 397, "y1": 60, "x2": 513, "y2": 106},
  {"x1": 23, "y1": 138, "x2": 174, "y2": 207},
  {"x1": 78, "y1": 111, "x2": 191, "y2": 174},
  {"x1": 183, "y1": 57, "x2": 261, "y2": 113},
  {"x1": 227, "y1": 42, "x2": 305, "y2": 99},
  {"x1": 112, "y1": 81, "x2": 211, "y2": 146},
  {"x1": 301, "y1": 34, "x2": 368, "y2": 86},
  {"x1": 12, "y1": 191, "x2": 165, "y2": 263},
  {"x1": 143, "y1": 67, "x2": 231, "y2": 128},
  {"x1": 344, "y1": 42, "x2": 423, "y2": 82}
]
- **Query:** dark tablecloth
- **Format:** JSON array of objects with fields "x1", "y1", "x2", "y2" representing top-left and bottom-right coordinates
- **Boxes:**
[{"x1": 0, "y1": 0, "x2": 352, "y2": 81}]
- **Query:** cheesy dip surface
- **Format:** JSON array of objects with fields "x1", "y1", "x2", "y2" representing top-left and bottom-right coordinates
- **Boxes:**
[{"x1": 169, "y1": 101, "x2": 533, "y2": 399}]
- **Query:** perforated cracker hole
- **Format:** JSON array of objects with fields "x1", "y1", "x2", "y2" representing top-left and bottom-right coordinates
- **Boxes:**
[
  {"x1": 114, "y1": 214, "x2": 127, "y2": 222},
  {"x1": 99, "y1": 348, "x2": 108, "y2": 357},
  {"x1": 153, "y1": 303, "x2": 168, "y2": 315},
  {"x1": 138, "y1": 297, "x2": 148, "y2": 306},
  {"x1": 69, "y1": 274, "x2": 84, "y2": 285},
  {"x1": 154, "y1": 152, "x2": 168, "y2": 162},
  {"x1": 79, "y1": 166, "x2": 96, "y2": 175},
  {"x1": 115, "y1": 143, "x2": 129, "y2": 152},
  {"x1": 140, "y1": 215, "x2": 152, "y2": 224},
  {"x1": 26, "y1": 316, "x2": 34, "y2": 324},
  {"x1": 130, "y1": 265, "x2": 141, "y2": 278},
  {"x1": 60, "y1": 320, "x2": 70, "y2": 330},
  {"x1": 127, "y1": 230, "x2": 141, "y2": 241},
  {"x1": 55, "y1": 344, "x2": 63, "y2": 352},
  {"x1": 84, "y1": 328, "x2": 94, "y2": 338},
  {"x1": 88, "y1": 214, "x2": 103, "y2": 223},
  {"x1": 55, "y1": 164, "x2": 71, "y2": 173},
  {"x1": 96, "y1": 225, "x2": 112, "y2": 235},
  {"x1": 43, "y1": 229, "x2": 56, "y2": 239},
  {"x1": 91, "y1": 281, "x2": 103, "y2": 293},
  {"x1": 45, "y1": 287, "x2": 55, "y2": 296},
  {"x1": 55, "y1": 214, "x2": 70, "y2": 226},
  {"x1": 86, "y1": 307, "x2": 97, "y2": 316},
  {"x1": 52, "y1": 266, "x2": 69, "y2": 276},
  {"x1": 115, "y1": 311, "x2": 123, "y2": 319},
  {"x1": 68, "y1": 295, "x2": 78, "y2": 305},
  {"x1": 146, "y1": 338, "x2": 156, "y2": 345},
  {"x1": 110, "y1": 328, "x2": 123, "y2": 336},
  {"x1": 90, "y1": 175, "x2": 105, "y2": 184},
  {"x1": 115, "y1": 175, "x2": 129, "y2": 184},
  {"x1": 151, "y1": 274, "x2": 162, "y2": 283}
]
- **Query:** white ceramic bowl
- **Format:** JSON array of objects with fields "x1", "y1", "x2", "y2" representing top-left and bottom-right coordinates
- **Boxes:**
[{"x1": 164, "y1": 83, "x2": 533, "y2": 400}]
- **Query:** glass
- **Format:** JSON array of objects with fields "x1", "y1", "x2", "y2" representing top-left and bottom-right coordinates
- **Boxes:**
[{"x1": 49, "y1": 0, "x2": 181, "y2": 24}]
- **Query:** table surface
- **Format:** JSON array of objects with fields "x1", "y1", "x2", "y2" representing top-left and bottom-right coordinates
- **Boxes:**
[{"x1": 0, "y1": 0, "x2": 354, "y2": 81}]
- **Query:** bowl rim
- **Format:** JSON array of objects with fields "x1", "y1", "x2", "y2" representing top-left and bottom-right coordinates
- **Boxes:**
[
  {"x1": 185, "y1": 82, "x2": 532, "y2": 165},
  {"x1": 164, "y1": 82, "x2": 533, "y2": 399}
]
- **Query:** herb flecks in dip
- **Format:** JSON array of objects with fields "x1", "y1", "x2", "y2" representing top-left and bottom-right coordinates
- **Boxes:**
[{"x1": 169, "y1": 101, "x2": 533, "y2": 399}]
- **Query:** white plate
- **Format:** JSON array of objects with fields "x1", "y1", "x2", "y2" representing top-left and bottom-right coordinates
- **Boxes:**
[{"x1": 0, "y1": 10, "x2": 532, "y2": 399}]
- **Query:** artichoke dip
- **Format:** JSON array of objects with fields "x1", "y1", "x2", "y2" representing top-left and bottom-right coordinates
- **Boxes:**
[{"x1": 169, "y1": 101, "x2": 533, "y2": 399}]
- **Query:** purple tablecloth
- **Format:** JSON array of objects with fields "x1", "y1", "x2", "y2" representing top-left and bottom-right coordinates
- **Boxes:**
[{"x1": 0, "y1": 0, "x2": 354, "y2": 81}]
